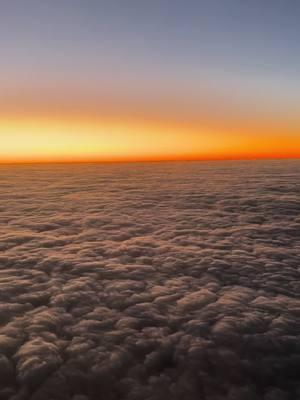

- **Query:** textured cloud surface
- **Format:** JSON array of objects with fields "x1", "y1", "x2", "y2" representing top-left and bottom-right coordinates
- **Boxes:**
[{"x1": 0, "y1": 160, "x2": 299, "y2": 400}]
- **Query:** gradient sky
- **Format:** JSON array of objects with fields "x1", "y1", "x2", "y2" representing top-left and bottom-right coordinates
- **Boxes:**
[{"x1": 1, "y1": 0, "x2": 300, "y2": 162}]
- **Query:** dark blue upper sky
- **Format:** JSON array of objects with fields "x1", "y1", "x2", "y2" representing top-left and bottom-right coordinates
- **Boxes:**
[{"x1": 1, "y1": 0, "x2": 299, "y2": 114}]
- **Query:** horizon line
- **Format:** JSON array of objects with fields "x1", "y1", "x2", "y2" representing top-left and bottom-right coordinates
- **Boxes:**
[{"x1": 0, "y1": 154, "x2": 299, "y2": 167}]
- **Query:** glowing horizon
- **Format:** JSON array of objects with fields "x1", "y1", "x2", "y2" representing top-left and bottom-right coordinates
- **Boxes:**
[{"x1": 1, "y1": 111, "x2": 299, "y2": 164}]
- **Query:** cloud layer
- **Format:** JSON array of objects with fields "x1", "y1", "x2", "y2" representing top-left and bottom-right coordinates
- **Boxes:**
[{"x1": 0, "y1": 160, "x2": 299, "y2": 400}]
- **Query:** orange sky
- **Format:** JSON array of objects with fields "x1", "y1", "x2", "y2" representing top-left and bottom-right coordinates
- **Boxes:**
[
  {"x1": 1, "y1": 68, "x2": 299, "y2": 164},
  {"x1": 1, "y1": 2, "x2": 300, "y2": 164},
  {"x1": 1, "y1": 102, "x2": 300, "y2": 163}
]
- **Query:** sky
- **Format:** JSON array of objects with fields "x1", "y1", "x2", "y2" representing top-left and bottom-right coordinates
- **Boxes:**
[{"x1": 0, "y1": 0, "x2": 300, "y2": 163}]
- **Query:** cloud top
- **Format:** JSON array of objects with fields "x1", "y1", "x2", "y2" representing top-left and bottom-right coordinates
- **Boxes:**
[{"x1": 0, "y1": 160, "x2": 299, "y2": 400}]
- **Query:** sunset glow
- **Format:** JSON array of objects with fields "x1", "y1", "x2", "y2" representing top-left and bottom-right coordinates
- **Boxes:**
[
  {"x1": 1, "y1": 112, "x2": 299, "y2": 163},
  {"x1": 1, "y1": 1, "x2": 299, "y2": 163}
]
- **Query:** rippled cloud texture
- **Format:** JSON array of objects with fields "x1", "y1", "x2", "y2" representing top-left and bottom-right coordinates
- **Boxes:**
[{"x1": 0, "y1": 160, "x2": 299, "y2": 400}]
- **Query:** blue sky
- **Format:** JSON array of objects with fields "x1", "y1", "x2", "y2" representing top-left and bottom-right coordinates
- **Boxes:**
[{"x1": 1, "y1": 0, "x2": 299, "y2": 113}]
